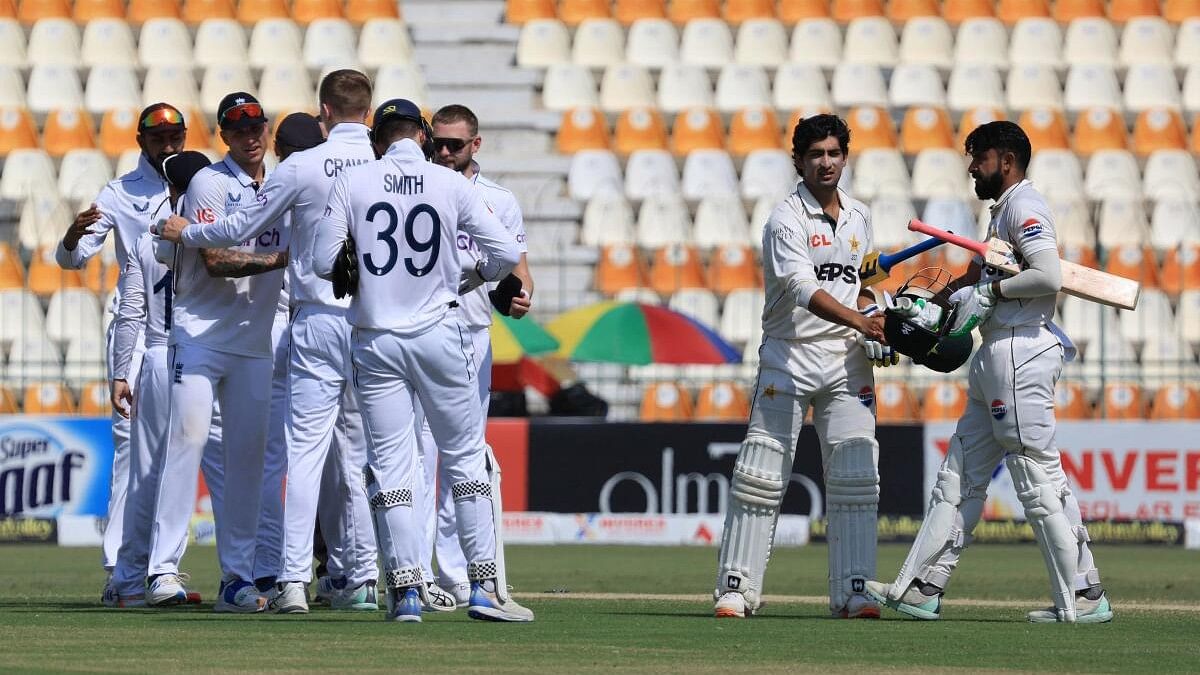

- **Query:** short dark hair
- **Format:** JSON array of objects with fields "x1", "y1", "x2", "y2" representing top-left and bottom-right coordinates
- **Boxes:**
[
  {"x1": 375, "y1": 117, "x2": 424, "y2": 145},
  {"x1": 318, "y1": 69, "x2": 372, "y2": 117},
  {"x1": 432, "y1": 104, "x2": 478, "y2": 136},
  {"x1": 964, "y1": 121, "x2": 1032, "y2": 171},
  {"x1": 791, "y1": 113, "x2": 850, "y2": 161}
]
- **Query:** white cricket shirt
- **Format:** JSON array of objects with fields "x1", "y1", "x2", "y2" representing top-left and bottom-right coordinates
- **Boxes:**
[
  {"x1": 458, "y1": 164, "x2": 528, "y2": 328},
  {"x1": 978, "y1": 180, "x2": 1061, "y2": 333}
]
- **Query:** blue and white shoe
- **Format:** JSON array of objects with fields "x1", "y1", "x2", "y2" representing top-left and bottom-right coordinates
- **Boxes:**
[
  {"x1": 214, "y1": 578, "x2": 267, "y2": 614},
  {"x1": 386, "y1": 587, "x2": 422, "y2": 623},
  {"x1": 865, "y1": 580, "x2": 941, "y2": 620},
  {"x1": 1027, "y1": 593, "x2": 1114, "y2": 624},
  {"x1": 147, "y1": 573, "x2": 189, "y2": 606},
  {"x1": 331, "y1": 581, "x2": 378, "y2": 611},
  {"x1": 467, "y1": 582, "x2": 534, "y2": 622}
]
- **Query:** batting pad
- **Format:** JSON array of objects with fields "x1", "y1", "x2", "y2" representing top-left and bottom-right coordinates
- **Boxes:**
[
  {"x1": 825, "y1": 437, "x2": 879, "y2": 612},
  {"x1": 364, "y1": 468, "x2": 420, "y2": 596},
  {"x1": 452, "y1": 479, "x2": 498, "y2": 580},
  {"x1": 715, "y1": 435, "x2": 791, "y2": 609},
  {"x1": 890, "y1": 434, "x2": 969, "y2": 600},
  {"x1": 1007, "y1": 454, "x2": 1079, "y2": 622}
]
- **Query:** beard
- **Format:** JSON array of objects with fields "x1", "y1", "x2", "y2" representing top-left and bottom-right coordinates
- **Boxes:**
[
  {"x1": 973, "y1": 169, "x2": 1004, "y2": 200},
  {"x1": 434, "y1": 152, "x2": 471, "y2": 173}
]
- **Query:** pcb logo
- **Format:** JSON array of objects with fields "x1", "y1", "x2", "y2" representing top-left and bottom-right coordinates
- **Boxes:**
[{"x1": 990, "y1": 399, "x2": 1007, "y2": 420}]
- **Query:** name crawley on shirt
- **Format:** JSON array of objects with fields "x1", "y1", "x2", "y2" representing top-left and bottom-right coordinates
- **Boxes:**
[{"x1": 324, "y1": 157, "x2": 370, "y2": 177}]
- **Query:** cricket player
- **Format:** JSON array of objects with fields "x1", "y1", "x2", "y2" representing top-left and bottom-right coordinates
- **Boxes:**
[
  {"x1": 159, "y1": 72, "x2": 380, "y2": 613},
  {"x1": 145, "y1": 92, "x2": 288, "y2": 613},
  {"x1": 107, "y1": 152, "x2": 223, "y2": 607},
  {"x1": 313, "y1": 98, "x2": 532, "y2": 622},
  {"x1": 415, "y1": 104, "x2": 534, "y2": 608},
  {"x1": 55, "y1": 103, "x2": 186, "y2": 599},
  {"x1": 713, "y1": 114, "x2": 890, "y2": 620},
  {"x1": 866, "y1": 121, "x2": 1113, "y2": 624}
]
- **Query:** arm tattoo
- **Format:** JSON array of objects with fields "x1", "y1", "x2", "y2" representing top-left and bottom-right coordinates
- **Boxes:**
[{"x1": 201, "y1": 247, "x2": 289, "y2": 278}]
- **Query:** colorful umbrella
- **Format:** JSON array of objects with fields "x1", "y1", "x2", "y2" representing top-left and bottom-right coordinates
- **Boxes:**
[
  {"x1": 545, "y1": 301, "x2": 741, "y2": 365},
  {"x1": 489, "y1": 312, "x2": 560, "y2": 365}
]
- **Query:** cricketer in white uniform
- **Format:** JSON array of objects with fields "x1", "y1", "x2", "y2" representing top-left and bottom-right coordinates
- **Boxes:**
[
  {"x1": 868, "y1": 121, "x2": 1112, "y2": 624},
  {"x1": 714, "y1": 114, "x2": 891, "y2": 620},
  {"x1": 146, "y1": 93, "x2": 288, "y2": 613},
  {"x1": 313, "y1": 98, "x2": 531, "y2": 623},
  {"x1": 160, "y1": 74, "x2": 381, "y2": 613},
  {"x1": 415, "y1": 104, "x2": 532, "y2": 607},
  {"x1": 55, "y1": 104, "x2": 185, "y2": 593}
]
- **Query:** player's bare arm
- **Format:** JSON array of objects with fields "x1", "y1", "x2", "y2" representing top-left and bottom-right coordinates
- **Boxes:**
[
  {"x1": 159, "y1": 214, "x2": 188, "y2": 243},
  {"x1": 111, "y1": 379, "x2": 133, "y2": 419},
  {"x1": 62, "y1": 203, "x2": 102, "y2": 251},
  {"x1": 200, "y1": 247, "x2": 288, "y2": 278},
  {"x1": 808, "y1": 289, "x2": 886, "y2": 342},
  {"x1": 509, "y1": 254, "x2": 533, "y2": 319}
]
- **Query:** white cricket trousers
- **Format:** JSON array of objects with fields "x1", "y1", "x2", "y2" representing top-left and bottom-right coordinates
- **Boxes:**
[
  {"x1": 112, "y1": 344, "x2": 224, "y2": 597},
  {"x1": 353, "y1": 318, "x2": 494, "y2": 586},
  {"x1": 417, "y1": 324, "x2": 492, "y2": 586},
  {"x1": 148, "y1": 342, "x2": 272, "y2": 582},
  {"x1": 101, "y1": 318, "x2": 142, "y2": 571},
  {"x1": 253, "y1": 309, "x2": 290, "y2": 582},
  {"x1": 278, "y1": 304, "x2": 376, "y2": 587}
]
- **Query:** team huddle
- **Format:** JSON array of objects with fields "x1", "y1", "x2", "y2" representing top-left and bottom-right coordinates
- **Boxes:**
[{"x1": 59, "y1": 69, "x2": 533, "y2": 622}]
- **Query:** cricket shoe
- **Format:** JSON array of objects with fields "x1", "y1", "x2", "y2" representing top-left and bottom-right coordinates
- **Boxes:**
[
  {"x1": 271, "y1": 581, "x2": 309, "y2": 614},
  {"x1": 331, "y1": 581, "x2": 379, "y2": 611},
  {"x1": 714, "y1": 592, "x2": 753, "y2": 618},
  {"x1": 312, "y1": 576, "x2": 334, "y2": 605},
  {"x1": 833, "y1": 594, "x2": 881, "y2": 619},
  {"x1": 214, "y1": 578, "x2": 267, "y2": 614},
  {"x1": 865, "y1": 580, "x2": 942, "y2": 620},
  {"x1": 1027, "y1": 592, "x2": 1114, "y2": 624},
  {"x1": 441, "y1": 581, "x2": 471, "y2": 606},
  {"x1": 467, "y1": 582, "x2": 534, "y2": 622},
  {"x1": 101, "y1": 576, "x2": 117, "y2": 608},
  {"x1": 423, "y1": 582, "x2": 457, "y2": 612},
  {"x1": 147, "y1": 573, "x2": 191, "y2": 606},
  {"x1": 103, "y1": 579, "x2": 148, "y2": 608},
  {"x1": 386, "y1": 587, "x2": 422, "y2": 623}
]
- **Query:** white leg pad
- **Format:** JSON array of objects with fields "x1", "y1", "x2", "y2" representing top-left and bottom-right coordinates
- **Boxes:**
[
  {"x1": 1006, "y1": 453, "x2": 1078, "y2": 623},
  {"x1": 483, "y1": 447, "x2": 511, "y2": 601},
  {"x1": 715, "y1": 435, "x2": 792, "y2": 610},
  {"x1": 825, "y1": 437, "x2": 879, "y2": 612},
  {"x1": 364, "y1": 466, "x2": 422, "y2": 597}
]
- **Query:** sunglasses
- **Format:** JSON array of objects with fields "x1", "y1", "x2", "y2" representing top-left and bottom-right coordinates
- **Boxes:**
[
  {"x1": 140, "y1": 107, "x2": 184, "y2": 129},
  {"x1": 220, "y1": 102, "x2": 265, "y2": 125},
  {"x1": 432, "y1": 137, "x2": 473, "y2": 153}
]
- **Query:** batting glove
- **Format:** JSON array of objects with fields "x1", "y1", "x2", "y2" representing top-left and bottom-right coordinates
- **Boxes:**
[
  {"x1": 947, "y1": 283, "x2": 997, "y2": 337},
  {"x1": 857, "y1": 303, "x2": 899, "y2": 367}
]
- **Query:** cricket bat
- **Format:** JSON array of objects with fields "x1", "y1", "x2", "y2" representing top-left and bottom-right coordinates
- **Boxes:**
[
  {"x1": 907, "y1": 219, "x2": 1141, "y2": 310},
  {"x1": 859, "y1": 236, "x2": 948, "y2": 287}
]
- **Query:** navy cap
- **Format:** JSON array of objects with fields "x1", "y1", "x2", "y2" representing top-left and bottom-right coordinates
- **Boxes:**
[
  {"x1": 217, "y1": 92, "x2": 268, "y2": 131},
  {"x1": 161, "y1": 151, "x2": 212, "y2": 192},
  {"x1": 275, "y1": 113, "x2": 325, "y2": 151},
  {"x1": 371, "y1": 98, "x2": 424, "y2": 134}
]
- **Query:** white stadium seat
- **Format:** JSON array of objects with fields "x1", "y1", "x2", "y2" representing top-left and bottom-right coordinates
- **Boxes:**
[
  {"x1": 852, "y1": 148, "x2": 911, "y2": 200},
  {"x1": 358, "y1": 18, "x2": 413, "y2": 68},
  {"x1": 17, "y1": 193, "x2": 70, "y2": 251},
  {"x1": 1150, "y1": 199, "x2": 1200, "y2": 250},
  {"x1": 0, "y1": 66, "x2": 25, "y2": 108},
  {"x1": 0, "y1": 289, "x2": 45, "y2": 348},
  {"x1": 1177, "y1": 19, "x2": 1200, "y2": 69},
  {"x1": 581, "y1": 192, "x2": 636, "y2": 246},
  {"x1": 371, "y1": 64, "x2": 428, "y2": 110},
  {"x1": 5, "y1": 337, "x2": 62, "y2": 388},
  {"x1": 249, "y1": 18, "x2": 304, "y2": 69},
  {"x1": 0, "y1": 149, "x2": 56, "y2": 201},
  {"x1": 831, "y1": 63, "x2": 888, "y2": 108},
  {"x1": 1120, "y1": 17, "x2": 1174, "y2": 67},
  {"x1": 516, "y1": 19, "x2": 570, "y2": 68},
  {"x1": 1125, "y1": 64, "x2": 1182, "y2": 112},
  {"x1": 789, "y1": 19, "x2": 841, "y2": 69},
  {"x1": 741, "y1": 150, "x2": 797, "y2": 201},
  {"x1": 1184, "y1": 66, "x2": 1200, "y2": 114},
  {"x1": 84, "y1": 65, "x2": 141, "y2": 114},
  {"x1": 142, "y1": 65, "x2": 200, "y2": 111},
  {"x1": 115, "y1": 149, "x2": 141, "y2": 177},
  {"x1": 626, "y1": 18, "x2": 679, "y2": 69},
  {"x1": 1085, "y1": 149, "x2": 1143, "y2": 201},
  {"x1": 201, "y1": 64, "x2": 256, "y2": 117},
  {"x1": 693, "y1": 193, "x2": 749, "y2": 249},
  {"x1": 1064, "y1": 64, "x2": 1122, "y2": 113},
  {"x1": 843, "y1": 17, "x2": 898, "y2": 66},
  {"x1": 58, "y1": 150, "x2": 113, "y2": 204},
  {"x1": 721, "y1": 289, "x2": 765, "y2": 347},
  {"x1": 911, "y1": 149, "x2": 969, "y2": 200},
  {"x1": 656, "y1": 63, "x2": 712, "y2": 113},
  {"x1": 889, "y1": 64, "x2": 946, "y2": 108},
  {"x1": 734, "y1": 18, "x2": 788, "y2": 66},
  {"x1": 599, "y1": 63, "x2": 655, "y2": 113},
  {"x1": 0, "y1": 19, "x2": 26, "y2": 67},
  {"x1": 139, "y1": 18, "x2": 193, "y2": 68},
  {"x1": 921, "y1": 198, "x2": 978, "y2": 237},
  {"x1": 303, "y1": 18, "x2": 358, "y2": 71},
  {"x1": 567, "y1": 149, "x2": 623, "y2": 201},
  {"x1": 28, "y1": 18, "x2": 81, "y2": 67},
  {"x1": 680, "y1": 18, "x2": 734, "y2": 69},
  {"x1": 899, "y1": 17, "x2": 953, "y2": 69},
  {"x1": 681, "y1": 149, "x2": 738, "y2": 202},
  {"x1": 27, "y1": 65, "x2": 83, "y2": 115},
  {"x1": 773, "y1": 63, "x2": 831, "y2": 111},
  {"x1": 947, "y1": 64, "x2": 1005, "y2": 113},
  {"x1": 669, "y1": 288, "x2": 720, "y2": 328},
  {"x1": 1006, "y1": 64, "x2": 1063, "y2": 112},
  {"x1": 1047, "y1": 197, "x2": 1095, "y2": 248},
  {"x1": 635, "y1": 192, "x2": 691, "y2": 248},
  {"x1": 1097, "y1": 198, "x2": 1150, "y2": 248},
  {"x1": 715, "y1": 64, "x2": 771, "y2": 113},
  {"x1": 573, "y1": 18, "x2": 625, "y2": 68},
  {"x1": 869, "y1": 195, "x2": 918, "y2": 250},
  {"x1": 624, "y1": 149, "x2": 679, "y2": 201},
  {"x1": 1028, "y1": 150, "x2": 1085, "y2": 201},
  {"x1": 81, "y1": 18, "x2": 137, "y2": 67},
  {"x1": 258, "y1": 64, "x2": 315, "y2": 115},
  {"x1": 1144, "y1": 150, "x2": 1200, "y2": 202},
  {"x1": 954, "y1": 18, "x2": 1008, "y2": 69},
  {"x1": 194, "y1": 19, "x2": 249, "y2": 68},
  {"x1": 542, "y1": 63, "x2": 599, "y2": 111},
  {"x1": 45, "y1": 289, "x2": 102, "y2": 346},
  {"x1": 1063, "y1": 17, "x2": 1118, "y2": 67},
  {"x1": 63, "y1": 336, "x2": 106, "y2": 388},
  {"x1": 1009, "y1": 18, "x2": 1063, "y2": 69}
]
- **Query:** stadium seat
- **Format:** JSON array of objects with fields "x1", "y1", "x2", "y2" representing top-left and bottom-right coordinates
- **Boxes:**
[
  {"x1": 1125, "y1": 64, "x2": 1182, "y2": 111},
  {"x1": 1162, "y1": 243, "x2": 1200, "y2": 295},
  {"x1": 670, "y1": 106, "x2": 723, "y2": 155},
  {"x1": 832, "y1": 0, "x2": 884, "y2": 21},
  {"x1": 292, "y1": 0, "x2": 342, "y2": 24},
  {"x1": 635, "y1": 192, "x2": 691, "y2": 248},
  {"x1": 83, "y1": 65, "x2": 141, "y2": 115},
  {"x1": 680, "y1": 18, "x2": 734, "y2": 68},
  {"x1": 1143, "y1": 149, "x2": 1200, "y2": 201},
  {"x1": 182, "y1": 0, "x2": 235, "y2": 23},
  {"x1": 1097, "y1": 198, "x2": 1150, "y2": 247},
  {"x1": 1028, "y1": 149, "x2": 1085, "y2": 200},
  {"x1": 98, "y1": 108, "x2": 141, "y2": 157},
  {"x1": 17, "y1": 192, "x2": 69, "y2": 251},
  {"x1": 614, "y1": 286, "x2": 662, "y2": 304},
  {"x1": 27, "y1": 17, "x2": 80, "y2": 66},
  {"x1": 27, "y1": 245, "x2": 81, "y2": 296},
  {"x1": 1150, "y1": 384, "x2": 1200, "y2": 419},
  {"x1": 649, "y1": 244, "x2": 706, "y2": 294},
  {"x1": 741, "y1": 149, "x2": 795, "y2": 200},
  {"x1": 1065, "y1": 65, "x2": 1123, "y2": 113},
  {"x1": 773, "y1": 63, "x2": 831, "y2": 112},
  {"x1": 600, "y1": 63, "x2": 656, "y2": 112},
  {"x1": 0, "y1": 106, "x2": 37, "y2": 153},
  {"x1": 20, "y1": 383, "x2": 74, "y2": 413},
  {"x1": 954, "y1": 107, "x2": 1004, "y2": 147},
  {"x1": 1120, "y1": 16, "x2": 1175, "y2": 66},
  {"x1": 27, "y1": 64, "x2": 83, "y2": 116},
  {"x1": 140, "y1": 17, "x2": 193, "y2": 67},
  {"x1": 899, "y1": 106, "x2": 955, "y2": 154},
  {"x1": 1100, "y1": 382, "x2": 1146, "y2": 419},
  {"x1": 997, "y1": 0, "x2": 1050, "y2": 24},
  {"x1": 831, "y1": 63, "x2": 888, "y2": 108},
  {"x1": 694, "y1": 194, "x2": 749, "y2": 249},
  {"x1": 694, "y1": 381, "x2": 750, "y2": 421},
  {"x1": 615, "y1": 0, "x2": 666, "y2": 25},
  {"x1": 1018, "y1": 108, "x2": 1070, "y2": 151},
  {"x1": 718, "y1": 286, "x2": 763, "y2": 342},
  {"x1": 0, "y1": 148, "x2": 55, "y2": 201},
  {"x1": 886, "y1": 0, "x2": 937, "y2": 21},
  {"x1": 668, "y1": 0, "x2": 719, "y2": 24},
  {"x1": 668, "y1": 287, "x2": 720, "y2": 327},
  {"x1": 303, "y1": 18, "x2": 357, "y2": 70},
  {"x1": 778, "y1": 0, "x2": 829, "y2": 22},
  {"x1": 1055, "y1": 0, "x2": 1105, "y2": 21},
  {"x1": 80, "y1": 18, "x2": 137, "y2": 68},
  {"x1": 874, "y1": 382, "x2": 920, "y2": 422},
  {"x1": 1055, "y1": 381, "x2": 1093, "y2": 419},
  {"x1": 560, "y1": 0, "x2": 610, "y2": 26},
  {"x1": 581, "y1": 192, "x2": 636, "y2": 246},
  {"x1": 912, "y1": 148, "x2": 969, "y2": 199},
  {"x1": 1167, "y1": 0, "x2": 1200, "y2": 22},
  {"x1": 947, "y1": 64, "x2": 1005, "y2": 112},
  {"x1": 727, "y1": 107, "x2": 780, "y2": 157},
  {"x1": 1110, "y1": 0, "x2": 1161, "y2": 22},
  {"x1": 1154, "y1": 203, "x2": 1200, "y2": 254},
  {"x1": 595, "y1": 244, "x2": 648, "y2": 295},
  {"x1": 1178, "y1": 18, "x2": 1200, "y2": 66},
  {"x1": 0, "y1": 242, "x2": 22, "y2": 290},
  {"x1": 0, "y1": 385, "x2": 15, "y2": 413},
  {"x1": 921, "y1": 197, "x2": 977, "y2": 239},
  {"x1": 248, "y1": 18, "x2": 303, "y2": 68},
  {"x1": 625, "y1": 148, "x2": 679, "y2": 200},
  {"x1": 724, "y1": 0, "x2": 775, "y2": 24},
  {"x1": 954, "y1": 18, "x2": 1008, "y2": 68},
  {"x1": 357, "y1": 18, "x2": 411, "y2": 67},
  {"x1": 943, "y1": 0, "x2": 994, "y2": 23},
  {"x1": 45, "y1": 287, "x2": 102, "y2": 346},
  {"x1": 922, "y1": 382, "x2": 967, "y2": 420},
  {"x1": 889, "y1": 64, "x2": 946, "y2": 109},
  {"x1": 543, "y1": 63, "x2": 599, "y2": 111},
  {"x1": 74, "y1": 0, "x2": 125, "y2": 20},
  {"x1": 0, "y1": 19, "x2": 23, "y2": 67},
  {"x1": 853, "y1": 148, "x2": 910, "y2": 200},
  {"x1": 58, "y1": 149, "x2": 112, "y2": 204},
  {"x1": 1185, "y1": 66, "x2": 1200, "y2": 113},
  {"x1": 0, "y1": 288, "x2": 44, "y2": 346},
  {"x1": 614, "y1": 106, "x2": 668, "y2": 154},
  {"x1": 1106, "y1": 245, "x2": 1160, "y2": 293},
  {"x1": 42, "y1": 108, "x2": 95, "y2": 157},
  {"x1": 516, "y1": 19, "x2": 569, "y2": 67},
  {"x1": 194, "y1": 18, "x2": 248, "y2": 67},
  {"x1": 715, "y1": 64, "x2": 771, "y2": 113},
  {"x1": 843, "y1": 17, "x2": 898, "y2": 65},
  {"x1": 657, "y1": 62, "x2": 713, "y2": 113},
  {"x1": 1063, "y1": 17, "x2": 1119, "y2": 67},
  {"x1": 142, "y1": 65, "x2": 200, "y2": 111},
  {"x1": 708, "y1": 244, "x2": 760, "y2": 295},
  {"x1": 1010, "y1": 17, "x2": 1063, "y2": 68},
  {"x1": 127, "y1": 0, "x2": 181, "y2": 23},
  {"x1": 201, "y1": 64, "x2": 256, "y2": 117},
  {"x1": 63, "y1": 335, "x2": 106, "y2": 387},
  {"x1": 78, "y1": 380, "x2": 111, "y2": 415},
  {"x1": 1085, "y1": 149, "x2": 1143, "y2": 201},
  {"x1": 681, "y1": 149, "x2": 738, "y2": 201},
  {"x1": 557, "y1": 107, "x2": 610, "y2": 153},
  {"x1": 734, "y1": 18, "x2": 787, "y2": 66},
  {"x1": 639, "y1": 382, "x2": 694, "y2": 421},
  {"x1": 1047, "y1": 196, "x2": 1095, "y2": 247},
  {"x1": 568, "y1": 149, "x2": 623, "y2": 201},
  {"x1": 1180, "y1": 289, "x2": 1200, "y2": 345},
  {"x1": 626, "y1": 17, "x2": 678, "y2": 68},
  {"x1": 371, "y1": 64, "x2": 427, "y2": 110},
  {"x1": 899, "y1": 16, "x2": 954, "y2": 69},
  {"x1": 574, "y1": 18, "x2": 625, "y2": 68},
  {"x1": 237, "y1": 0, "x2": 287, "y2": 23},
  {"x1": 81, "y1": 249, "x2": 119, "y2": 295},
  {"x1": 870, "y1": 197, "x2": 919, "y2": 250},
  {"x1": 1072, "y1": 107, "x2": 1129, "y2": 154},
  {"x1": 18, "y1": 0, "x2": 70, "y2": 22},
  {"x1": 789, "y1": 19, "x2": 842, "y2": 68},
  {"x1": 1006, "y1": 64, "x2": 1063, "y2": 112},
  {"x1": 505, "y1": 0, "x2": 554, "y2": 24}
]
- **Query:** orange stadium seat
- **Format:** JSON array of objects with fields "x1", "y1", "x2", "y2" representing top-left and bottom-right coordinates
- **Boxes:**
[
  {"x1": 670, "y1": 107, "x2": 725, "y2": 156},
  {"x1": 943, "y1": 0, "x2": 994, "y2": 22},
  {"x1": 557, "y1": 107, "x2": 611, "y2": 153},
  {"x1": 724, "y1": 0, "x2": 776, "y2": 24},
  {"x1": 23, "y1": 383, "x2": 76, "y2": 414},
  {"x1": 1019, "y1": 108, "x2": 1070, "y2": 151},
  {"x1": 1132, "y1": 108, "x2": 1188, "y2": 156},
  {"x1": 1109, "y1": 0, "x2": 1161, "y2": 22},
  {"x1": 346, "y1": 0, "x2": 398, "y2": 22},
  {"x1": 889, "y1": 0, "x2": 939, "y2": 21},
  {"x1": 1100, "y1": 382, "x2": 1147, "y2": 419},
  {"x1": 78, "y1": 380, "x2": 111, "y2": 415},
  {"x1": 1073, "y1": 107, "x2": 1128, "y2": 155},
  {"x1": 615, "y1": 107, "x2": 669, "y2": 155},
  {"x1": 1193, "y1": 114, "x2": 1200, "y2": 154},
  {"x1": 615, "y1": 0, "x2": 667, "y2": 24},
  {"x1": 73, "y1": 0, "x2": 126, "y2": 20},
  {"x1": 874, "y1": 382, "x2": 921, "y2": 422},
  {"x1": 728, "y1": 106, "x2": 781, "y2": 156},
  {"x1": 292, "y1": 0, "x2": 343, "y2": 24},
  {"x1": 832, "y1": 0, "x2": 884, "y2": 21},
  {"x1": 82, "y1": 255, "x2": 119, "y2": 294},
  {"x1": 784, "y1": 108, "x2": 837, "y2": 147},
  {"x1": 1166, "y1": 0, "x2": 1200, "y2": 22},
  {"x1": 695, "y1": 381, "x2": 751, "y2": 421},
  {"x1": 1151, "y1": 384, "x2": 1200, "y2": 419},
  {"x1": 845, "y1": 106, "x2": 896, "y2": 150},
  {"x1": 560, "y1": 0, "x2": 611, "y2": 25},
  {"x1": 1054, "y1": 0, "x2": 1104, "y2": 21},
  {"x1": 98, "y1": 108, "x2": 141, "y2": 157},
  {"x1": 18, "y1": 0, "x2": 70, "y2": 22},
  {"x1": 596, "y1": 244, "x2": 649, "y2": 295},
  {"x1": 0, "y1": 107, "x2": 39, "y2": 154},
  {"x1": 875, "y1": 254, "x2": 921, "y2": 295},
  {"x1": 0, "y1": 0, "x2": 14, "y2": 18},
  {"x1": 1105, "y1": 245, "x2": 1159, "y2": 289},
  {"x1": 182, "y1": 0, "x2": 236, "y2": 23},
  {"x1": 127, "y1": 0, "x2": 182, "y2": 23},
  {"x1": 1054, "y1": 381, "x2": 1093, "y2": 419},
  {"x1": 640, "y1": 382, "x2": 694, "y2": 421},
  {"x1": 1060, "y1": 243, "x2": 1099, "y2": 270},
  {"x1": 1160, "y1": 244, "x2": 1200, "y2": 295},
  {"x1": 922, "y1": 382, "x2": 967, "y2": 420},
  {"x1": 237, "y1": 0, "x2": 288, "y2": 23},
  {"x1": 668, "y1": 0, "x2": 720, "y2": 23},
  {"x1": 649, "y1": 244, "x2": 707, "y2": 295},
  {"x1": 707, "y1": 243, "x2": 761, "y2": 294},
  {"x1": 779, "y1": 0, "x2": 830, "y2": 22},
  {"x1": 956, "y1": 107, "x2": 1006, "y2": 148},
  {"x1": 0, "y1": 242, "x2": 25, "y2": 289},
  {"x1": 997, "y1": 0, "x2": 1050, "y2": 24},
  {"x1": 0, "y1": 386, "x2": 16, "y2": 414},
  {"x1": 900, "y1": 106, "x2": 955, "y2": 154},
  {"x1": 42, "y1": 108, "x2": 96, "y2": 157},
  {"x1": 27, "y1": 247, "x2": 83, "y2": 297},
  {"x1": 184, "y1": 107, "x2": 216, "y2": 153}
]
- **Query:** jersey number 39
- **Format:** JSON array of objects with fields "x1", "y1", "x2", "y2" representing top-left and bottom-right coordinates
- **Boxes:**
[{"x1": 362, "y1": 201, "x2": 441, "y2": 277}]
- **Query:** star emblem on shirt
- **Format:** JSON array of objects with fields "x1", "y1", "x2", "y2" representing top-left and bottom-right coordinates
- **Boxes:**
[
  {"x1": 763, "y1": 383, "x2": 776, "y2": 400},
  {"x1": 849, "y1": 235, "x2": 861, "y2": 253}
]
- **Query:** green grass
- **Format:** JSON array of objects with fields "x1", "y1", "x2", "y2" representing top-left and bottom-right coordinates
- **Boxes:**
[{"x1": 1, "y1": 544, "x2": 1199, "y2": 673}]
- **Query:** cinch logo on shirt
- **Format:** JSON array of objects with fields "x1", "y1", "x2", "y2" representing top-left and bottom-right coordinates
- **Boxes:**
[{"x1": 813, "y1": 262, "x2": 858, "y2": 283}]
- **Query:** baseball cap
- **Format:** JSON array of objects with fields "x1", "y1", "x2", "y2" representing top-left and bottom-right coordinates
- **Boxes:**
[
  {"x1": 371, "y1": 98, "x2": 424, "y2": 133},
  {"x1": 275, "y1": 113, "x2": 325, "y2": 151},
  {"x1": 138, "y1": 103, "x2": 186, "y2": 132},
  {"x1": 217, "y1": 92, "x2": 268, "y2": 131},
  {"x1": 161, "y1": 151, "x2": 212, "y2": 192}
]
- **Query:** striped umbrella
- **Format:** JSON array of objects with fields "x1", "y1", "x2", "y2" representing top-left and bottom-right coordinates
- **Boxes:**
[
  {"x1": 489, "y1": 312, "x2": 560, "y2": 365},
  {"x1": 545, "y1": 301, "x2": 741, "y2": 365}
]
